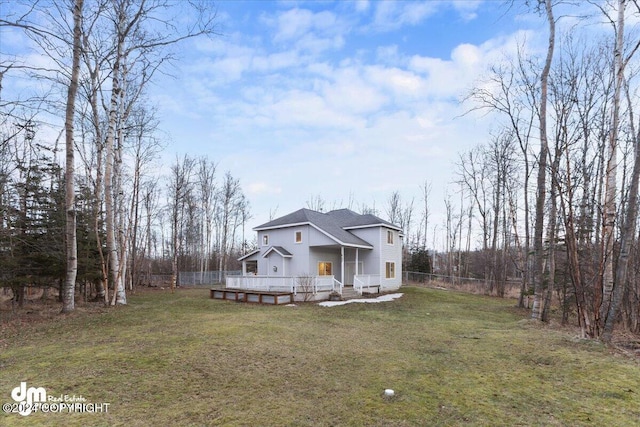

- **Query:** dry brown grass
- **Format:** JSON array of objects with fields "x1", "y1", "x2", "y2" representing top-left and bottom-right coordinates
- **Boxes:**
[{"x1": 1, "y1": 286, "x2": 639, "y2": 426}]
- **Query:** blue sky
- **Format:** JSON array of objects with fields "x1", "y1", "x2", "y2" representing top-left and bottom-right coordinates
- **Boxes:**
[
  {"x1": 152, "y1": 0, "x2": 543, "y2": 239},
  {"x1": 2, "y1": 0, "x2": 570, "y2": 247}
]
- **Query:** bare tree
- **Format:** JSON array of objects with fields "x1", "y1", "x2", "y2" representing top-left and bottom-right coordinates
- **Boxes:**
[
  {"x1": 456, "y1": 146, "x2": 492, "y2": 280},
  {"x1": 216, "y1": 171, "x2": 244, "y2": 274},
  {"x1": 419, "y1": 180, "x2": 431, "y2": 250},
  {"x1": 99, "y1": 0, "x2": 217, "y2": 304},
  {"x1": 306, "y1": 194, "x2": 326, "y2": 212},
  {"x1": 168, "y1": 154, "x2": 196, "y2": 292},
  {"x1": 61, "y1": 0, "x2": 84, "y2": 313},
  {"x1": 531, "y1": 0, "x2": 556, "y2": 321},
  {"x1": 197, "y1": 157, "x2": 217, "y2": 277},
  {"x1": 2, "y1": 0, "x2": 86, "y2": 312},
  {"x1": 126, "y1": 105, "x2": 162, "y2": 290},
  {"x1": 385, "y1": 191, "x2": 402, "y2": 225},
  {"x1": 603, "y1": 66, "x2": 640, "y2": 342}
]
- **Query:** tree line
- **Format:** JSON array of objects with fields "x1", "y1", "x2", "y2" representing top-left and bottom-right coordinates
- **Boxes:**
[
  {"x1": 1, "y1": 0, "x2": 251, "y2": 311},
  {"x1": 344, "y1": 1, "x2": 640, "y2": 342},
  {"x1": 2, "y1": 1, "x2": 640, "y2": 343},
  {"x1": 417, "y1": 0, "x2": 640, "y2": 342}
]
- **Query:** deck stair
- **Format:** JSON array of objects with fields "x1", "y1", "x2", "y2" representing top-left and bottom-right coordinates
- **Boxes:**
[{"x1": 340, "y1": 287, "x2": 360, "y2": 300}]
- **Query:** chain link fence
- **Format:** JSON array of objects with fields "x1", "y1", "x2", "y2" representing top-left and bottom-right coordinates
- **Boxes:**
[
  {"x1": 177, "y1": 271, "x2": 242, "y2": 286},
  {"x1": 404, "y1": 271, "x2": 522, "y2": 298}
]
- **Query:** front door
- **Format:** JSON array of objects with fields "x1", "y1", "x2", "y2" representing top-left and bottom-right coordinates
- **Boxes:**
[{"x1": 344, "y1": 262, "x2": 363, "y2": 286}]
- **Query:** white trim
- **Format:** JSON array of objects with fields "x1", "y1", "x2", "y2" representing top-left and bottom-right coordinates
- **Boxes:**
[
  {"x1": 341, "y1": 246, "x2": 345, "y2": 288},
  {"x1": 254, "y1": 221, "x2": 310, "y2": 231},
  {"x1": 262, "y1": 246, "x2": 293, "y2": 258},
  {"x1": 238, "y1": 249, "x2": 260, "y2": 261},
  {"x1": 385, "y1": 261, "x2": 396, "y2": 279},
  {"x1": 257, "y1": 221, "x2": 373, "y2": 249},
  {"x1": 343, "y1": 223, "x2": 403, "y2": 232}
]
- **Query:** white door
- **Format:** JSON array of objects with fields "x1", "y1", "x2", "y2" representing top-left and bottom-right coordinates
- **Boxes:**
[{"x1": 344, "y1": 262, "x2": 363, "y2": 286}]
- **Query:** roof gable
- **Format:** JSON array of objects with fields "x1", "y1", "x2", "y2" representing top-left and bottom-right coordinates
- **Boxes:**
[
  {"x1": 238, "y1": 249, "x2": 260, "y2": 261},
  {"x1": 254, "y1": 208, "x2": 402, "y2": 248},
  {"x1": 262, "y1": 246, "x2": 293, "y2": 258}
]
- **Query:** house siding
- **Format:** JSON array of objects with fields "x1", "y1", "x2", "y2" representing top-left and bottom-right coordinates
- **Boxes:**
[
  {"x1": 309, "y1": 247, "x2": 342, "y2": 279},
  {"x1": 350, "y1": 227, "x2": 401, "y2": 290},
  {"x1": 379, "y1": 228, "x2": 402, "y2": 290},
  {"x1": 307, "y1": 226, "x2": 337, "y2": 246},
  {"x1": 257, "y1": 227, "x2": 310, "y2": 276},
  {"x1": 243, "y1": 209, "x2": 403, "y2": 294},
  {"x1": 349, "y1": 228, "x2": 382, "y2": 275}
]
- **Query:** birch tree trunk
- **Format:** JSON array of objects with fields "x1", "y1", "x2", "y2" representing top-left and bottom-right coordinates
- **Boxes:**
[
  {"x1": 602, "y1": 77, "x2": 640, "y2": 342},
  {"x1": 62, "y1": 0, "x2": 84, "y2": 313},
  {"x1": 82, "y1": 34, "x2": 108, "y2": 302},
  {"x1": 532, "y1": 0, "x2": 555, "y2": 320},
  {"x1": 600, "y1": 0, "x2": 627, "y2": 330},
  {"x1": 104, "y1": 6, "x2": 127, "y2": 305}
]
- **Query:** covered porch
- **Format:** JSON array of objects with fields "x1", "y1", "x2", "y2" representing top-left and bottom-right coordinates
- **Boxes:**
[
  {"x1": 235, "y1": 243, "x2": 380, "y2": 300},
  {"x1": 225, "y1": 273, "x2": 381, "y2": 300}
]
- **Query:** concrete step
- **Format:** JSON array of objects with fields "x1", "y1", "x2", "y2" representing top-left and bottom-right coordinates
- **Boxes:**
[{"x1": 340, "y1": 288, "x2": 360, "y2": 299}]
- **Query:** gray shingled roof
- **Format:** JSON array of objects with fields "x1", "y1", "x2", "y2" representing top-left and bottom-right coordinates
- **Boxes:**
[
  {"x1": 263, "y1": 246, "x2": 293, "y2": 258},
  {"x1": 254, "y1": 208, "x2": 402, "y2": 248}
]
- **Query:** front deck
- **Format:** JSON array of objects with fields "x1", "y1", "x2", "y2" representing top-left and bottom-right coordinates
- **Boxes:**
[
  {"x1": 221, "y1": 274, "x2": 382, "y2": 302},
  {"x1": 210, "y1": 287, "x2": 294, "y2": 305}
]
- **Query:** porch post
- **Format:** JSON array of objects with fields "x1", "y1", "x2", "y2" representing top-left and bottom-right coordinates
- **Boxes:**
[
  {"x1": 355, "y1": 248, "x2": 359, "y2": 277},
  {"x1": 341, "y1": 246, "x2": 345, "y2": 287},
  {"x1": 242, "y1": 260, "x2": 247, "y2": 276}
]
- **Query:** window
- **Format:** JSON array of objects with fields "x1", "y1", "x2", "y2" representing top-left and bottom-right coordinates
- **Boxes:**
[
  {"x1": 262, "y1": 234, "x2": 269, "y2": 246},
  {"x1": 295, "y1": 231, "x2": 302, "y2": 243},
  {"x1": 387, "y1": 230, "x2": 394, "y2": 245},
  {"x1": 385, "y1": 262, "x2": 395, "y2": 279},
  {"x1": 318, "y1": 262, "x2": 332, "y2": 276}
]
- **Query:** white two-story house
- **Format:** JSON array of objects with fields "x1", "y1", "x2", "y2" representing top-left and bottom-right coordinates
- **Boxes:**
[{"x1": 228, "y1": 208, "x2": 403, "y2": 300}]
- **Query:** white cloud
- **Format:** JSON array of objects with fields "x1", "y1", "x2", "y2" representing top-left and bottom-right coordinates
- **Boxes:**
[
  {"x1": 272, "y1": 8, "x2": 315, "y2": 42},
  {"x1": 148, "y1": 1, "x2": 550, "y2": 230},
  {"x1": 451, "y1": 44, "x2": 482, "y2": 68},
  {"x1": 251, "y1": 50, "x2": 301, "y2": 72},
  {"x1": 267, "y1": 89, "x2": 365, "y2": 129},
  {"x1": 247, "y1": 181, "x2": 282, "y2": 196},
  {"x1": 321, "y1": 67, "x2": 389, "y2": 114},
  {"x1": 366, "y1": 66, "x2": 425, "y2": 100},
  {"x1": 451, "y1": 0, "x2": 483, "y2": 22},
  {"x1": 376, "y1": 45, "x2": 401, "y2": 65},
  {"x1": 354, "y1": 0, "x2": 370, "y2": 13},
  {"x1": 267, "y1": 7, "x2": 345, "y2": 52},
  {"x1": 371, "y1": 1, "x2": 438, "y2": 32}
]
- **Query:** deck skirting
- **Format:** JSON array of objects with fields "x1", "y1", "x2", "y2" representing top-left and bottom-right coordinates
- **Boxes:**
[{"x1": 210, "y1": 288, "x2": 293, "y2": 305}]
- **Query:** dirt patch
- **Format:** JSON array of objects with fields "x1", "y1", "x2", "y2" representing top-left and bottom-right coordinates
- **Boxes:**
[{"x1": 0, "y1": 285, "x2": 184, "y2": 330}]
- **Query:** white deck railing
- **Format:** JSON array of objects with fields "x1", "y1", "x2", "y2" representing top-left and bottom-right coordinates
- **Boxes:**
[
  {"x1": 353, "y1": 274, "x2": 381, "y2": 295},
  {"x1": 315, "y1": 276, "x2": 336, "y2": 293},
  {"x1": 225, "y1": 275, "x2": 340, "y2": 295}
]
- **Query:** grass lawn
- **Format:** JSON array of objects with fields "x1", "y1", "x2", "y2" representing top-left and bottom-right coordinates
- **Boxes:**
[{"x1": 1, "y1": 286, "x2": 639, "y2": 426}]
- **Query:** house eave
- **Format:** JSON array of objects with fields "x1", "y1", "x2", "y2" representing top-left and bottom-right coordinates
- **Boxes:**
[
  {"x1": 254, "y1": 221, "x2": 310, "y2": 231},
  {"x1": 238, "y1": 249, "x2": 260, "y2": 261},
  {"x1": 343, "y1": 223, "x2": 403, "y2": 232},
  {"x1": 262, "y1": 246, "x2": 293, "y2": 258}
]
